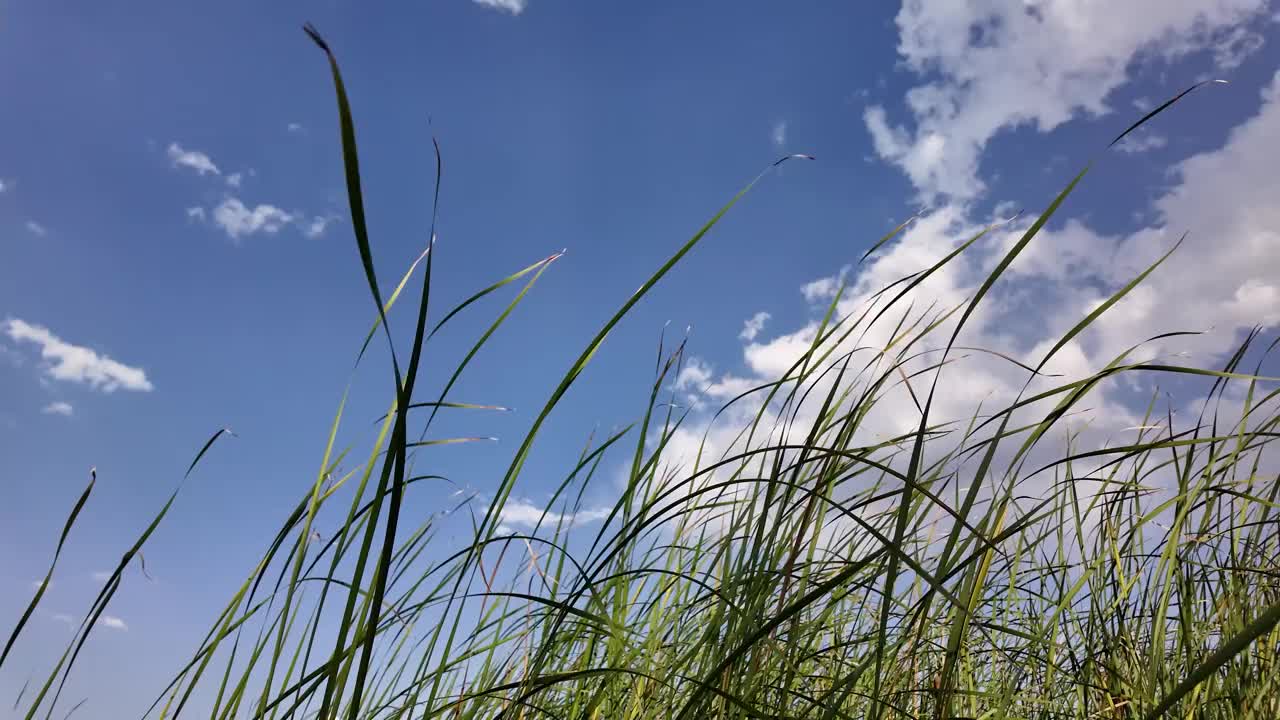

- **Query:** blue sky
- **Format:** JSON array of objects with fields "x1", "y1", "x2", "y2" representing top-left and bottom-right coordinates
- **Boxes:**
[{"x1": 3, "y1": 1, "x2": 1280, "y2": 716}]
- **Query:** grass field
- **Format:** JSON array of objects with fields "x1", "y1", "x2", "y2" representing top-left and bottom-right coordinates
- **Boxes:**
[{"x1": 5, "y1": 28, "x2": 1280, "y2": 720}]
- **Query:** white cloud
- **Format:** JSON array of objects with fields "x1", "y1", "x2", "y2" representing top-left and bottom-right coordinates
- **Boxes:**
[
  {"x1": 800, "y1": 266, "x2": 850, "y2": 304},
  {"x1": 90, "y1": 571, "x2": 112, "y2": 582},
  {"x1": 472, "y1": 0, "x2": 526, "y2": 14},
  {"x1": 51, "y1": 613, "x2": 76, "y2": 627},
  {"x1": 287, "y1": 122, "x2": 304, "y2": 133},
  {"x1": 186, "y1": 206, "x2": 206, "y2": 222},
  {"x1": 739, "y1": 311, "x2": 771, "y2": 341},
  {"x1": 167, "y1": 142, "x2": 220, "y2": 176},
  {"x1": 865, "y1": 0, "x2": 1270, "y2": 200},
  {"x1": 3, "y1": 318, "x2": 154, "y2": 392},
  {"x1": 98, "y1": 615, "x2": 127, "y2": 631},
  {"x1": 674, "y1": 358, "x2": 714, "y2": 393},
  {"x1": 42, "y1": 401, "x2": 73, "y2": 416},
  {"x1": 212, "y1": 197, "x2": 294, "y2": 241},
  {"x1": 771, "y1": 121, "x2": 788, "y2": 149},
  {"x1": 25, "y1": 220, "x2": 47, "y2": 237},
  {"x1": 0, "y1": 178, "x2": 9, "y2": 193},
  {"x1": 225, "y1": 172, "x2": 242, "y2": 188}
]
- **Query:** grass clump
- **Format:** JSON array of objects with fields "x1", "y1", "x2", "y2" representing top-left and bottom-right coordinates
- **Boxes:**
[{"x1": 5, "y1": 30, "x2": 1280, "y2": 720}]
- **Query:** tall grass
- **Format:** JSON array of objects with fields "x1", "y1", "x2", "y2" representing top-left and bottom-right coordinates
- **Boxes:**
[{"x1": 6, "y1": 30, "x2": 1280, "y2": 720}]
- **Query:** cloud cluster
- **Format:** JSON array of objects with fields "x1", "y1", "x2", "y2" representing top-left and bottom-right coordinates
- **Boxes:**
[
  {"x1": 864, "y1": 0, "x2": 1271, "y2": 201},
  {"x1": 166, "y1": 140, "x2": 332, "y2": 241}
]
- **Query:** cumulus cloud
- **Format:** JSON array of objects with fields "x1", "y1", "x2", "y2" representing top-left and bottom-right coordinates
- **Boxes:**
[
  {"x1": 212, "y1": 197, "x2": 294, "y2": 241},
  {"x1": 865, "y1": 0, "x2": 1270, "y2": 200},
  {"x1": 472, "y1": 0, "x2": 526, "y2": 14},
  {"x1": 42, "y1": 401, "x2": 73, "y2": 416},
  {"x1": 167, "y1": 142, "x2": 220, "y2": 176},
  {"x1": 800, "y1": 266, "x2": 850, "y2": 304},
  {"x1": 675, "y1": 358, "x2": 714, "y2": 393},
  {"x1": 739, "y1": 311, "x2": 771, "y2": 342},
  {"x1": 25, "y1": 220, "x2": 47, "y2": 237},
  {"x1": 3, "y1": 318, "x2": 154, "y2": 392},
  {"x1": 1018, "y1": 72, "x2": 1280, "y2": 353}
]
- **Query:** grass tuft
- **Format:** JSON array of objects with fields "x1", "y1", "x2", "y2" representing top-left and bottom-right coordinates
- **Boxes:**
[{"x1": 6, "y1": 30, "x2": 1278, "y2": 720}]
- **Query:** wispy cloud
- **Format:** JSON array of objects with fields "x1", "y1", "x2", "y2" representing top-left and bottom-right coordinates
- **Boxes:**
[
  {"x1": 286, "y1": 122, "x2": 304, "y2": 133},
  {"x1": 303, "y1": 215, "x2": 335, "y2": 239},
  {"x1": 167, "y1": 142, "x2": 220, "y2": 176},
  {"x1": 1214, "y1": 26, "x2": 1265, "y2": 70},
  {"x1": 0, "y1": 178, "x2": 10, "y2": 193},
  {"x1": 99, "y1": 616, "x2": 127, "y2": 631},
  {"x1": 49, "y1": 611, "x2": 126, "y2": 631},
  {"x1": 25, "y1": 220, "x2": 47, "y2": 237},
  {"x1": 211, "y1": 197, "x2": 294, "y2": 241},
  {"x1": 3, "y1": 318, "x2": 154, "y2": 392},
  {"x1": 771, "y1": 121, "x2": 787, "y2": 149},
  {"x1": 90, "y1": 571, "x2": 112, "y2": 582},
  {"x1": 496, "y1": 499, "x2": 610, "y2": 533},
  {"x1": 186, "y1": 206, "x2": 206, "y2": 222},
  {"x1": 225, "y1": 172, "x2": 243, "y2": 188},
  {"x1": 42, "y1": 401, "x2": 73, "y2": 416},
  {"x1": 0, "y1": 344, "x2": 22, "y2": 367},
  {"x1": 1114, "y1": 131, "x2": 1169, "y2": 154},
  {"x1": 472, "y1": 0, "x2": 526, "y2": 14},
  {"x1": 739, "y1": 311, "x2": 771, "y2": 342}
]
